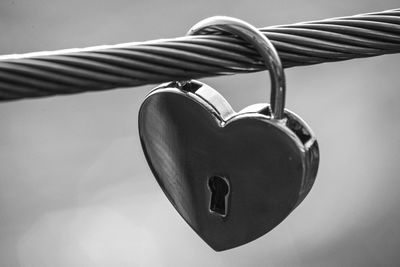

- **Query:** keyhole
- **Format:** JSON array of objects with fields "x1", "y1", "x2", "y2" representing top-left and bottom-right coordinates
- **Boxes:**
[{"x1": 208, "y1": 176, "x2": 230, "y2": 217}]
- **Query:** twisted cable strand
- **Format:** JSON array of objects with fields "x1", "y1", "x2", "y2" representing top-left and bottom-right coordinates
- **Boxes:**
[{"x1": 1, "y1": 8, "x2": 400, "y2": 101}]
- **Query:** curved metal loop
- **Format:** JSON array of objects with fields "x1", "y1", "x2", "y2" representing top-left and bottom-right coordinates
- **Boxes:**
[{"x1": 187, "y1": 16, "x2": 286, "y2": 120}]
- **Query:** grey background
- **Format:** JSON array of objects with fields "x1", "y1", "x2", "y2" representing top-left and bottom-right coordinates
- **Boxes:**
[{"x1": 1, "y1": 0, "x2": 400, "y2": 266}]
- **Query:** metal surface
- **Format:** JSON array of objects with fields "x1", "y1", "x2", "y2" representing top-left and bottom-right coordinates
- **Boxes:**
[
  {"x1": 187, "y1": 16, "x2": 285, "y2": 119},
  {"x1": 139, "y1": 17, "x2": 319, "y2": 251},
  {"x1": 0, "y1": 9, "x2": 400, "y2": 101},
  {"x1": 138, "y1": 81, "x2": 319, "y2": 251}
]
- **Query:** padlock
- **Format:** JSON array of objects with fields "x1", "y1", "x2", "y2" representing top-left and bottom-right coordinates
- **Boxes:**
[{"x1": 138, "y1": 16, "x2": 319, "y2": 251}]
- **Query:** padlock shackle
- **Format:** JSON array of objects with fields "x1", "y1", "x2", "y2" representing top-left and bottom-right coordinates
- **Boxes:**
[{"x1": 187, "y1": 16, "x2": 286, "y2": 120}]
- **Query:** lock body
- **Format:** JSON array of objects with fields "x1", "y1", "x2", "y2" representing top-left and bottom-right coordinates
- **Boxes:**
[{"x1": 139, "y1": 80, "x2": 319, "y2": 251}]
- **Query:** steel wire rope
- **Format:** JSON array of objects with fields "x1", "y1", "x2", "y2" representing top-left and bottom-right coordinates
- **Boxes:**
[{"x1": 1, "y1": 8, "x2": 400, "y2": 101}]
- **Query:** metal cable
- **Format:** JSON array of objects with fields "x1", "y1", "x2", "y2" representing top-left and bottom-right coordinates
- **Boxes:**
[{"x1": 1, "y1": 8, "x2": 400, "y2": 101}]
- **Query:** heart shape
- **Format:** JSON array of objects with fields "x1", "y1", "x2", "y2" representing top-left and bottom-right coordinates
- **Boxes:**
[{"x1": 139, "y1": 81, "x2": 319, "y2": 251}]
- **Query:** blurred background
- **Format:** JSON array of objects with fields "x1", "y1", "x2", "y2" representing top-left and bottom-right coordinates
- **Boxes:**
[{"x1": 0, "y1": 0, "x2": 400, "y2": 266}]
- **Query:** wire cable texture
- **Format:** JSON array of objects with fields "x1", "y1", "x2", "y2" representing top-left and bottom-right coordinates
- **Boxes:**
[{"x1": 1, "y1": 8, "x2": 400, "y2": 101}]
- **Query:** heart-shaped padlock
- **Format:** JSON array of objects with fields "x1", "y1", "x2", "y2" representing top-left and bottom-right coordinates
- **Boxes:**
[{"x1": 138, "y1": 16, "x2": 319, "y2": 251}]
